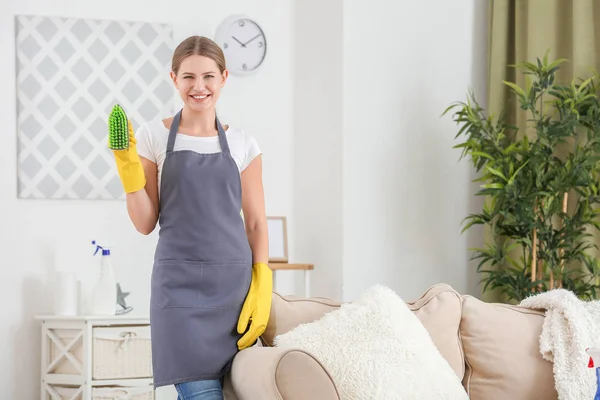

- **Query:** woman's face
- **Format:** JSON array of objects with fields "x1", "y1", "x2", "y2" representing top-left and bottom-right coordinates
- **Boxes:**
[{"x1": 171, "y1": 55, "x2": 228, "y2": 112}]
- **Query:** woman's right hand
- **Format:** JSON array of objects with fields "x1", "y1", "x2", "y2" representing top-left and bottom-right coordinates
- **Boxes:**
[
  {"x1": 110, "y1": 119, "x2": 159, "y2": 234},
  {"x1": 112, "y1": 120, "x2": 146, "y2": 193}
]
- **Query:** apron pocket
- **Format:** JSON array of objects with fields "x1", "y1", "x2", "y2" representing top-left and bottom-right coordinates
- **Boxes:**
[{"x1": 152, "y1": 259, "x2": 251, "y2": 310}]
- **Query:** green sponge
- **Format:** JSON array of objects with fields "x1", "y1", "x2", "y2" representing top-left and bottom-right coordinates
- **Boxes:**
[{"x1": 108, "y1": 104, "x2": 129, "y2": 150}]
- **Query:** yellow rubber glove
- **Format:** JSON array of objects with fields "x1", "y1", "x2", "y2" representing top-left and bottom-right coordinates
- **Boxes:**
[
  {"x1": 237, "y1": 262, "x2": 273, "y2": 350},
  {"x1": 111, "y1": 120, "x2": 146, "y2": 193}
]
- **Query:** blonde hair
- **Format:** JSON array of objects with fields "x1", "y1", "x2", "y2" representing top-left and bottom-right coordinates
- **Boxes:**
[{"x1": 171, "y1": 36, "x2": 226, "y2": 75}]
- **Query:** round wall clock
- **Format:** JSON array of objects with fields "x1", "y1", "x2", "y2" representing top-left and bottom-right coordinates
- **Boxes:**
[{"x1": 214, "y1": 15, "x2": 267, "y2": 76}]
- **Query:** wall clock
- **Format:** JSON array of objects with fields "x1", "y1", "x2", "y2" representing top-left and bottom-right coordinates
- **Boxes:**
[{"x1": 214, "y1": 15, "x2": 267, "y2": 76}]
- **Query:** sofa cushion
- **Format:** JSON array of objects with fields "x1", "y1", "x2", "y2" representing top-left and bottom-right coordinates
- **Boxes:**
[
  {"x1": 460, "y1": 295, "x2": 558, "y2": 400},
  {"x1": 406, "y1": 283, "x2": 465, "y2": 379},
  {"x1": 273, "y1": 285, "x2": 469, "y2": 400}
]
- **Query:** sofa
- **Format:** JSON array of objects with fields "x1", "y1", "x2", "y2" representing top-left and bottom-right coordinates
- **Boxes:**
[{"x1": 224, "y1": 283, "x2": 558, "y2": 400}]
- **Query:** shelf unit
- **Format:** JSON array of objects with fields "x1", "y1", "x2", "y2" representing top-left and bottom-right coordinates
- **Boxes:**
[{"x1": 35, "y1": 315, "x2": 154, "y2": 400}]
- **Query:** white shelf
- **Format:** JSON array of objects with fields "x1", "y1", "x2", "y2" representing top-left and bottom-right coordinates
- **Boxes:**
[
  {"x1": 36, "y1": 314, "x2": 149, "y2": 323},
  {"x1": 37, "y1": 315, "x2": 154, "y2": 399},
  {"x1": 42, "y1": 375, "x2": 153, "y2": 387}
]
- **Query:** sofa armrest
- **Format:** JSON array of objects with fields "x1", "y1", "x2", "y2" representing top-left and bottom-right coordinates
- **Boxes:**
[{"x1": 229, "y1": 346, "x2": 340, "y2": 400}]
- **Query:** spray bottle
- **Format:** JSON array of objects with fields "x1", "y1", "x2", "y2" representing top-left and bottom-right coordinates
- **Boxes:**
[
  {"x1": 587, "y1": 348, "x2": 600, "y2": 400},
  {"x1": 90, "y1": 240, "x2": 117, "y2": 316}
]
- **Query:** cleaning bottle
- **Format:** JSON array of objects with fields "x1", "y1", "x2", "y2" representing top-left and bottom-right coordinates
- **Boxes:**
[
  {"x1": 587, "y1": 348, "x2": 600, "y2": 400},
  {"x1": 90, "y1": 240, "x2": 117, "y2": 316}
]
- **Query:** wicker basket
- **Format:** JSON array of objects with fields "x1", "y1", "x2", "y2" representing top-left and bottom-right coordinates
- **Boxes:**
[
  {"x1": 92, "y1": 386, "x2": 154, "y2": 400},
  {"x1": 92, "y1": 326, "x2": 152, "y2": 379},
  {"x1": 47, "y1": 386, "x2": 154, "y2": 400}
]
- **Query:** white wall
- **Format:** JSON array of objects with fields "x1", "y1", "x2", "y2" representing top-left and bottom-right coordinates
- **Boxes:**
[
  {"x1": 293, "y1": 0, "x2": 488, "y2": 302},
  {"x1": 293, "y1": 0, "x2": 344, "y2": 300},
  {"x1": 0, "y1": 1, "x2": 293, "y2": 399},
  {"x1": 341, "y1": 0, "x2": 488, "y2": 301}
]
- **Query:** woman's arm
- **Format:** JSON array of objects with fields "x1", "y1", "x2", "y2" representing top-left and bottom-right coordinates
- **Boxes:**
[
  {"x1": 237, "y1": 154, "x2": 272, "y2": 350},
  {"x1": 126, "y1": 157, "x2": 160, "y2": 235},
  {"x1": 241, "y1": 155, "x2": 269, "y2": 264}
]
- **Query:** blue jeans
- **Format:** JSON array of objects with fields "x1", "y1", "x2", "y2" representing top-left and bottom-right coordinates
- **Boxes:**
[{"x1": 175, "y1": 379, "x2": 223, "y2": 400}]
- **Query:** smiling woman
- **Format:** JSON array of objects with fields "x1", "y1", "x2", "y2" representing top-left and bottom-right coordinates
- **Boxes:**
[
  {"x1": 170, "y1": 41, "x2": 226, "y2": 111},
  {"x1": 107, "y1": 35, "x2": 273, "y2": 400}
]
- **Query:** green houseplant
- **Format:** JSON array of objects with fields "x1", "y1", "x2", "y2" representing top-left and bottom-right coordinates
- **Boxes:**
[{"x1": 444, "y1": 54, "x2": 600, "y2": 303}]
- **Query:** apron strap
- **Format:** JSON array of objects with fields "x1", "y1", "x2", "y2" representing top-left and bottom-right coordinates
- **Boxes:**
[
  {"x1": 216, "y1": 116, "x2": 231, "y2": 155},
  {"x1": 166, "y1": 109, "x2": 231, "y2": 155},
  {"x1": 166, "y1": 109, "x2": 182, "y2": 153}
]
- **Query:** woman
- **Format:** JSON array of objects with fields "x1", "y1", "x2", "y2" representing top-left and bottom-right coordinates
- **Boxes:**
[{"x1": 110, "y1": 35, "x2": 273, "y2": 399}]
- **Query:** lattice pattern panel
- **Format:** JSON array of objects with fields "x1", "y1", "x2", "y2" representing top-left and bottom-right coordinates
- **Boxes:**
[{"x1": 15, "y1": 14, "x2": 176, "y2": 199}]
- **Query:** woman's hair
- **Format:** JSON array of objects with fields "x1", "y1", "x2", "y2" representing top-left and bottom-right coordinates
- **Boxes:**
[{"x1": 171, "y1": 36, "x2": 226, "y2": 75}]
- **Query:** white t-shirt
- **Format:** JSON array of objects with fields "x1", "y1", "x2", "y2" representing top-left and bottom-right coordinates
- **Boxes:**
[{"x1": 135, "y1": 117, "x2": 262, "y2": 190}]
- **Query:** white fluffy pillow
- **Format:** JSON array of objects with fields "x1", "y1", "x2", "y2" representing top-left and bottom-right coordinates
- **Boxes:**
[{"x1": 273, "y1": 285, "x2": 469, "y2": 400}]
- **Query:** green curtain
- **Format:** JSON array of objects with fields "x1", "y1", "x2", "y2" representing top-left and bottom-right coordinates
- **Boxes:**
[
  {"x1": 488, "y1": 0, "x2": 600, "y2": 132},
  {"x1": 482, "y1": 0, "x2": 600, "y2": 302}
]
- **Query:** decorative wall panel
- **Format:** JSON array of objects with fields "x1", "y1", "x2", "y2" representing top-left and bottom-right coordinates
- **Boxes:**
[{"x1": 15, "y1": 14, "x2": 175, "y2": 199}]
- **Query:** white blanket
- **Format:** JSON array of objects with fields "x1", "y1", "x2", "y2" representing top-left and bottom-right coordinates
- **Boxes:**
[{"x1": 520, "y1": 288, "x2": 600, "y2": 400}]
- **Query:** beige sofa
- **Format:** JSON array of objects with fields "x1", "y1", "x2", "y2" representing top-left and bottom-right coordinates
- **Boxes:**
[{"x1": 226, "y1": 283, "x2": 559, "y2": 400}]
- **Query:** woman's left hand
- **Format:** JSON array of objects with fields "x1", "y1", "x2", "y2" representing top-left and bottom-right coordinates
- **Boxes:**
[{"x1": 237, "y1": 262, "x2": 272, "y2": 349}]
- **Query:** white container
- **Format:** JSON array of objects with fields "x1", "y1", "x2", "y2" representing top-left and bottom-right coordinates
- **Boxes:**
[
  {"x1": 90, "y1": 241, "x2": 117, "y2": 316},
  {"x1": 54, "y1": 271, "x2": 78, "y2": 316}
]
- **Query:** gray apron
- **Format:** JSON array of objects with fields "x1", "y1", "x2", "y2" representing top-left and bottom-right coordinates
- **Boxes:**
[{"x1": 149, "y1": 109, "x2": 252, "y2": 388}]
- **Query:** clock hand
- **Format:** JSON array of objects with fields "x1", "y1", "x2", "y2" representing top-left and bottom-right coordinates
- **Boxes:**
[
  {"x1": 232, "y1": 36, "x2": 246, "y2": 47},
  {"x1": 242, "y1": 33, "x2": 262, "y2": 46}
]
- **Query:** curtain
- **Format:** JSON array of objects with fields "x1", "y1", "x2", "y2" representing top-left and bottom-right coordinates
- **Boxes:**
[
  {"x1": 482, "y1": 0, "x2": 600, "y2": 302},
  {"x1": 488, "y1": 0, "x2": 600, "y2": 133}
]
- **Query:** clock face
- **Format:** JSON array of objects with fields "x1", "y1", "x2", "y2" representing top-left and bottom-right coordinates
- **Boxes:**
[{"x1": 217, "y1": 17, "x2": 267, "y2": 75}]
